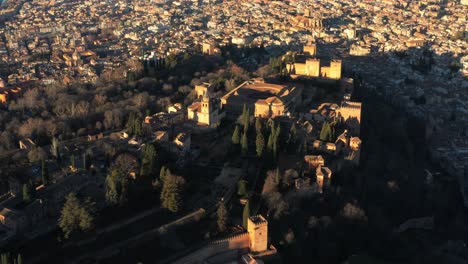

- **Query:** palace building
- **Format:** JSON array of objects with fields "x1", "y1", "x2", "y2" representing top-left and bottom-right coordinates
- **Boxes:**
[
  {"x1": 287, "y1": 41, "x2": 342, "y2": 80},
  {"x1": 220, "y1": 78, "x2": 302, "y2": 118}
]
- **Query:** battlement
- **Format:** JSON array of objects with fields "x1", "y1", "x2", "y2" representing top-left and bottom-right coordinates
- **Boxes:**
[
  {"x1": 249, "y1": 215, "x2": 267, "y2": 226},
  {"x1": 247, "y1": 215, "x2": 268, "y2": 252},
  {"x1": 211, "y1": 232, "x2": 249, "y2": 245},
  {"x1": 341, "y1": 101, "x2": 361, "y2": 109}
]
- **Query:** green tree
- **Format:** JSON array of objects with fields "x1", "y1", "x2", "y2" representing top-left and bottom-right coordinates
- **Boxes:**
[
  {"x1": 329, "y1": 122, "x2": 336, "y2": 142},
  {"x1": 17, "y1": 254, "x2": 22, "y2": 264},
  {"x1": 266, "y1": 130, "x2": 274, "y2": 153},
  {"x1": 58, "y1": 192, "x2": 80, "y2": 239},
  {"x1": 231, "y1": 125, "x2": 240, "y2": 145},
  {"x1": 79, "y1": 198, "x2": 95, "y2": 232},
  {"x1": 159, "y1": 165, "x2": 167, "y2": 180},
  {"x1": 255, "y1": 117, "x2": 262, "y2": 132},
  {"x1": 242, "y1": 201, "x2": 250, "y2": 229},
  {"x1": 127, "y1": 112, "x2": 136, "y2": 135},
  {"x1": 41, "y1": 159, "x2": 50, "y2": 185},
  {"x1": 256, "y1": 132, "x2": 265, "y2": 157},
  {"x1": 243, "y1": 108, "x2": 250, "y2": 133},
  {"x1": 217, "y1": 199, "x2": 228, "y2": 232},
  {"x1": 134, "y1": 117, "x2": 142, "y2": 136},
  {"x1": 140, "y1": 143, "x2": 157, "y2": 177},
  {"x1": 319, "y1": 121, "x2": 331, "y2": 141},
  {"x1": 22, "y1": 180, "x2": 34, "y2": 203},
  {"x1": 287, "y1": 123, "x2": 297, "y2": 150},
  {"x1": 241, "y1": 104, "x2": 247, "y2": 123},
  {"x1": 272, "y1": 124, "x2": 281, "y2": 158},
  {"x1": 1, "y1": 253, "x2": 10, "y2": 264},
  {"x1": 160, "y1": 173, "x2": 185, "y2": 213},
  {"x1": 105, "y1": 169, "x2": 128, "y2": 206},
  {"x1": 237, "y1": 180, "x2": 248, "y2": 197},
  {"x1": 241, "y1": 132, "x2": 248, "y2": 156},
  {"x1": 275, "y1": 167, "x2": 281, "y2": 185},
  {"x1": 59, "y1": 192, "x2": 95, "y2": 239}
]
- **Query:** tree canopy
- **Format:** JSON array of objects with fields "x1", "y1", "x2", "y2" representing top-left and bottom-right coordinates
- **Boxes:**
[
  {"x1": 160, "y1": 172, "x2": 185, "y2": 213},
  {"x1": 58, "y1": 192, "x2": 95, "y2": 239}
]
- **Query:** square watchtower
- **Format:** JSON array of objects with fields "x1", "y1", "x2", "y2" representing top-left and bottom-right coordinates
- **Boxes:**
[{"x1": 247, "y1": 215, "x2": 268, "y2": 252}]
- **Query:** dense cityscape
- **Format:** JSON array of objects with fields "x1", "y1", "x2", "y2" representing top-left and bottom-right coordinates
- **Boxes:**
[{"x1": 0, "y1": 0, "x2": 467, "y2": 263}]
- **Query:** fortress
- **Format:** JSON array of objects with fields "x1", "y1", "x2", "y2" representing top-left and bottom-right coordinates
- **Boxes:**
[
  {"x1": 287, "y1": 42, "x2": 342, "y2": 80},
  {"x1": 336, "y1": 101, "x2": 362, "y2": 135},
  {"x1": 172, "y1": 215, "x2": 275, "y2": 264},
  {"x1": 221, "y1": 78, "x2": 302, "y2": 118}
]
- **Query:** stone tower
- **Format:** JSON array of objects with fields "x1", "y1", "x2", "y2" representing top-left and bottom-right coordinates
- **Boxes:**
[
  {"x1": 329, "y1": 60, "x2": 342, "y2": 80},
  {"x1": 201, "y1": 92, "x2": 211, "y2": 114},
  {"x1": 247, "y1": 215, "x2": 268, "y2": 253},
  {"x1": 303, "y1": 44, "x2": 316, "y2": 57},
  {"x1": 305, "y1": 59, "x2": 320, "y2": 77}
]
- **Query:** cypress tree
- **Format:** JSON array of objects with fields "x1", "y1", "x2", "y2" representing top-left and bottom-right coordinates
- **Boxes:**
[
  {"x1": 320, "y1": 121, "x2": 331, "y2": 141},
  {"x1": 237, "y1": 180, "x2": 248, "y2": 197},
  {"x1": 256, "y1": 132, "x2": 265, "y2": 157},
  {"x1": 273, "y1": 124, "x2": 281, "y2": 158},
  {"x1": 243, "y1": 108, "x2": 250, "y2": 133},
  {"x1": 1, "y1": 253, "x2": 9, "y2": 264},
  {"x1": 22, "y1": 183, "x2": 31, "y2": 203},
  {"x1": 127, "y1": 112, "x2": 135, "y2": 135},
  {"x1": 241, "y1": 104, "x2": 247, "y2": 122},
  {"x1": 255, "y1": 117, "x2": 262, "y2": 133},
  {"x1": 242, "y1": 201, "x2": 250, "y2": 229},
  {"x1": 231, "y1": 125, "x2": 240, "y2": 145},
  {"x1": 287, "y1": 123, "x2": 297, "y2": 147},
  {"x1": 266, "y1": 125, "x2": 274, "y2": 153},
  {"x1": 133, "y1": 117, "x2": 141, "y2": 136},
  {"x1": 241, "y1": 132, "x2": 248, "y2": 156},
  {"x1": 329, "y1": 123, "x2": 335, "y2": 142},
  {"x1": 275, "y1": 167, "x2": 281, "y2": 185},
  {"x1": 217, "y1": 199, "x2": 228, "y2": 232}
]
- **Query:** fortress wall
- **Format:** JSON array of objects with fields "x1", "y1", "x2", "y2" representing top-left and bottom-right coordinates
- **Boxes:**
[
  {"x1": 172, "y1": 233, "x2": 249, "y2": 264},
  {"x1": 294, "y1": 63, "x2": 307, "y2": 75},
  {"x1": 329, "y1": 60, "x2": 342, "y2": 79},
  {"x1": 305, "y1": 59, "x2": 320, "y2": 77}
]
